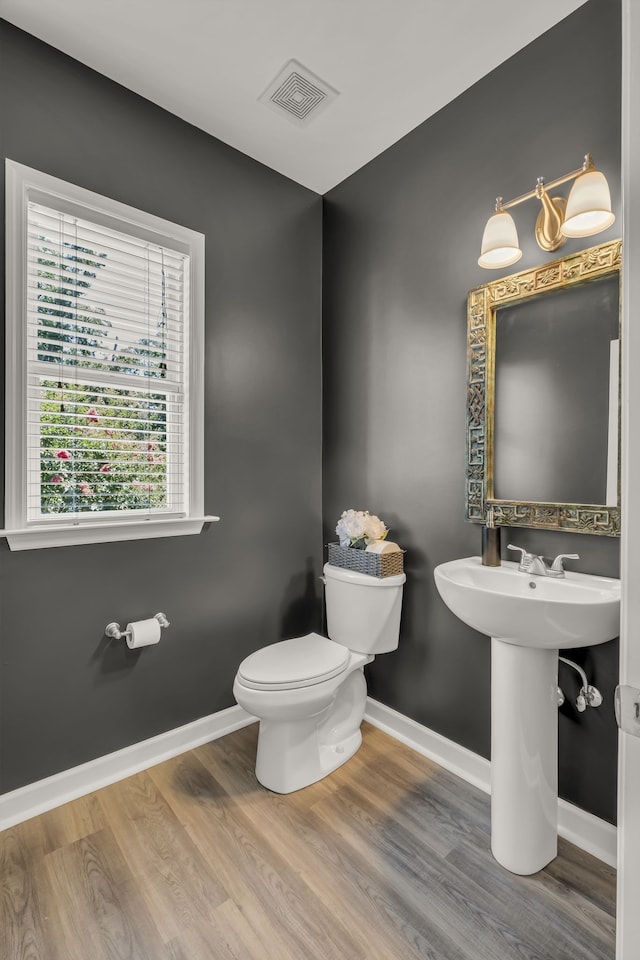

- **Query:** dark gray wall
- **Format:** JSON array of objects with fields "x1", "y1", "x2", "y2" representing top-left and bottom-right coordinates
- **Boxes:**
[
  {"x1": 323, "y1": 0, "x2": 621, "y2": 823},
  {"x1": 0, "y1": 2, "x2": 623, "y2": 826},
  {"x1": 0, "y1": 22, "x2": 323, "y2": 793}
]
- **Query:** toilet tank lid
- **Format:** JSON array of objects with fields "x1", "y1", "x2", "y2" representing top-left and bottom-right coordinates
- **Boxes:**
[{"x1": 323, "y1": 562, "x2": 406, "y2": 587}]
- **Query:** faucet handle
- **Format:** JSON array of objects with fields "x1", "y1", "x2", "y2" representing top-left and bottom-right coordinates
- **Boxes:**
[
  {"x1": 507, "y1": 543, "x2": 525, "y2": 561},
  {"x1": 550, "y1": 553, "x2": 580, "y2": 573},
  {"x1": 507, "y1": 544, "x2": 532, "y2": 571}
]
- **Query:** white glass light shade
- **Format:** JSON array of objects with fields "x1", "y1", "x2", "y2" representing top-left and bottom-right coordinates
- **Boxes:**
[
  {"x1": 478, "y1": 211, "x2": 522, "y2": 269},
  {"x1": 561, "y1": 169, "x2": 615, "y2": 238}
]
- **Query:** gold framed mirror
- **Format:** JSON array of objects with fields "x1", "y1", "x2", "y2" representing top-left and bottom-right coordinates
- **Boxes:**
[{"x1": 465, "y1": 239, "x2": 622, "y2": 536}]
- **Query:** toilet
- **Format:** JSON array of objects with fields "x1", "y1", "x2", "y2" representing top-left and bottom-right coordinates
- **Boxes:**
[{"x1": 233, "y1": 561, "x2": 405, "y2": 793}]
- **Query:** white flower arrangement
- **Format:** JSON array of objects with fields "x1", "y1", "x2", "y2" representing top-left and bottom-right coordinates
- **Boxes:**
[{"x1": 335, "y1": 509, "x2": 388, "y2": 549}]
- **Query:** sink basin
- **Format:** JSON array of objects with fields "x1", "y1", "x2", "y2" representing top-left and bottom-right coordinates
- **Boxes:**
[{"x1": 434, "y1": 556, "x2": 620, "y2": 648}]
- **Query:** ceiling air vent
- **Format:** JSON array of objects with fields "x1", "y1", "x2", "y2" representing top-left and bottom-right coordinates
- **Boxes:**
[{"x1": 259, "y1": 59, "x2": 339, "y2": 127}]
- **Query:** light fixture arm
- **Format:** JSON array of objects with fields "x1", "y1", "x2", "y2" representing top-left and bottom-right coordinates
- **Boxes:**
[{"x1": 498, "y1": 154, "x2": 595, "y2": 212}]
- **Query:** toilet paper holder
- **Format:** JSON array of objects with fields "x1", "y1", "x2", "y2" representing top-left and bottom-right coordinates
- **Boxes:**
[{"x1": 105, "y1": 612, "x2": 170, "y2": 641}]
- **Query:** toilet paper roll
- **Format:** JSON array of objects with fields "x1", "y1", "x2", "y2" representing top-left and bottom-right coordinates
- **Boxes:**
[
  {"x1": 126, "y1": 618, "x2": 161, "y2": 649},
  {"x1": 365, "y1": 539, "x2": 401, "y2": 555}
]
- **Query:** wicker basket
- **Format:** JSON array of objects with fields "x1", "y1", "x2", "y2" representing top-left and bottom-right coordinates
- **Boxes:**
[{"x1": 327, "y1": 542, "x2": 404, "y2": 579}]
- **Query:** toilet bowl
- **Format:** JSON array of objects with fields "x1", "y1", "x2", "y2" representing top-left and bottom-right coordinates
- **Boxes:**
[
  {"x1": 233, "y1": 562, "x2": 405, "y2": 794},
  {"x1": 233, "y1": 632, "x2": 372, "y2": 793}
]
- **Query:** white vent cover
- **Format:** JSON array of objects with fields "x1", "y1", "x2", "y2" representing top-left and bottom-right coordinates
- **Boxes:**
[{"x1": 259, "y1": 59, "x2": 339, "y2": 127}]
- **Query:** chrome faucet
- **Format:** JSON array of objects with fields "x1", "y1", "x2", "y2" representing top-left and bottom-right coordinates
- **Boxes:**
[
  {"x1": 506, "y1": 544, "x2": 537, "y2": 572},
  {"x1": 507, "y1": 544, "x2": 580, "y2": 578},
  {"x1": 527, "y1": 554, "x2": 551, "y2": 577}
]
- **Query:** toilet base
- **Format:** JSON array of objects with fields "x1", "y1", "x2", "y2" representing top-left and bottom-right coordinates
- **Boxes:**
[
  {"x1": 256, "y1": 723, "x2": 362, "y2": 794},
  {"x1": 253, "y1": 667, "x2": 368, "y2": 794}
]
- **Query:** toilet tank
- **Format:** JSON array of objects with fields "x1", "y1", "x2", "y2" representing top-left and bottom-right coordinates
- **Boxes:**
[{"x1": 323, "y1": 562, "x2": 406, "y2": 654}]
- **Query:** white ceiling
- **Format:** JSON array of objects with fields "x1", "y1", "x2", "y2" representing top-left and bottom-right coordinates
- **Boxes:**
[{"x1": 1, "y1": 0, "x2": 588, "y2": 194}]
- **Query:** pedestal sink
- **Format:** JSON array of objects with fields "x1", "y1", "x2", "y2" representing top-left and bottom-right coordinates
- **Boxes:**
[{"x1": 433, "y1": 556, "x2": 620, "y2": 875}]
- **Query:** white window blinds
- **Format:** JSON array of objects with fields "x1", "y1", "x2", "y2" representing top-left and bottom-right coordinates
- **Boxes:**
[{"x1": 26, "y1": 201, "x2": 189, "y2": 521}]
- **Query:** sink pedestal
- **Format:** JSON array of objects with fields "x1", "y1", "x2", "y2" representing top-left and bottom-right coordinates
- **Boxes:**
[
  {"x1": 491, "y1": 638, "x2": 558, "y2": 875},
  {"x1": 433, "y1": 556, "x2": 620, "y2": 875}
]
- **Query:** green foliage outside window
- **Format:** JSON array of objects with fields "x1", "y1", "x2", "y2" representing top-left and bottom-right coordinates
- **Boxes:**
[
  {"x1": 35, "y1": 228, "x2": 171, "y2": 516},
  {"x1": 40, "y1": 381, "x2": 168, "y2": 514}
]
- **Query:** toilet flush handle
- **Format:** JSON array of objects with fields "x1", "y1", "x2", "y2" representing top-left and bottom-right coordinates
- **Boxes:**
[{"x1": 319, "y1": 575, "x2": 326, "y2": 584}]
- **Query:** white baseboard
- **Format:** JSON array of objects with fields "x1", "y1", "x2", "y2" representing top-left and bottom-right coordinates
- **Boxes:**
[
  {"x1": 1, "y1": 696, "x2": 617, "y2": 869},
  {"x1": 0, "y1": 705, "x2": 255, "y2": 832},
  {"x1": 364, "y1": 697, "x2": 617, "y2": 868}
]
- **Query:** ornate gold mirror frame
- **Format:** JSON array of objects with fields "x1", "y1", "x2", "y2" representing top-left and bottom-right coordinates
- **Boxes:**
[{"x1": 465, "y1": 238, "x2": 622, "y2": 536}]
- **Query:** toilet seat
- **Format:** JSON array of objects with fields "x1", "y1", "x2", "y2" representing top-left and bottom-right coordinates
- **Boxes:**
[{"x1": 236, "y1": 632, "x2": 350, "y2": 691}]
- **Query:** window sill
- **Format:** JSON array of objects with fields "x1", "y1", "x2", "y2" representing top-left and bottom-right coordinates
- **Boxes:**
[{"x1": 0, "y1": 516, "x2": 220, "y2": 551}]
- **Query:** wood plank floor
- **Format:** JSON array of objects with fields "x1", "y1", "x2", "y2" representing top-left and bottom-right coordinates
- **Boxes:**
[{"x1": 0, "y1": 722, "x2": 616, "y2": 960}]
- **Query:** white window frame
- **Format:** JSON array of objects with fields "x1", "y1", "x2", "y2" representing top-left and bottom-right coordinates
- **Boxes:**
[{"x1": 4, "y1": 159, "x2": 217, "y2": 550}]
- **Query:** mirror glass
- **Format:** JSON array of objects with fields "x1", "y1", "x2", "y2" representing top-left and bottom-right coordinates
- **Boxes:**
[
  {"x1": 465, "y1": 239, "x2": 621, "y2": 536},
  {"x1": 493, "y1": 276, "x2": 619, "y2": 505}
]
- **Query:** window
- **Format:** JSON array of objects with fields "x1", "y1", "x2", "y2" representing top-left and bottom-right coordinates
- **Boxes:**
[{"x1": 4, "y1": 160, "x2": 214, "y2": 549}]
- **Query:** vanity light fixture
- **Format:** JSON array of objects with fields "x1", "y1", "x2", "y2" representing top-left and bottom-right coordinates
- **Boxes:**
[{"x1": 478, "y1": 154, "x2": 615, "y2": 269}]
